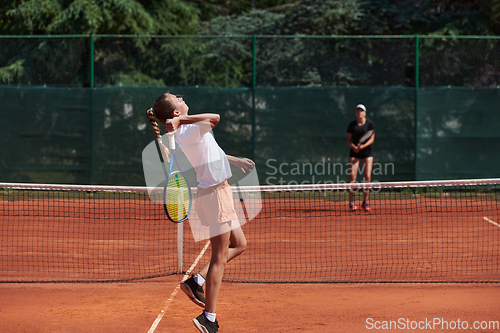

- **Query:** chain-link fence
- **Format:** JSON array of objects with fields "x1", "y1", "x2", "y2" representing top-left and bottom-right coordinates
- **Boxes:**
[
  {"x1": 0, "y1": 35, "x2": 90, "y2": 87},
  {"x1": 1, "y1": 35, "x2": 500, "y2": 185},
  {"x1": 2, "y1": 35, "x2": 500, "y2": 88},
  {"x1": 418, "y1": 37, "x2": 500, "y2": 87}
]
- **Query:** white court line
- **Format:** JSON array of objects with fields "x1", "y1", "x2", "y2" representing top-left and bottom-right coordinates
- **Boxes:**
[
  {"x1": 147, "y1": 240, "x2": 210, "y2": 333},
  {"x1": 483, "y1": 217, "x2": 500, "y2": 228}
]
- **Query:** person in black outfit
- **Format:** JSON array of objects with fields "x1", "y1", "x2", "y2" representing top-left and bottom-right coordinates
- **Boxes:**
[{"x1": 346, "y1": 104, "x2": 375, "y2": 212}]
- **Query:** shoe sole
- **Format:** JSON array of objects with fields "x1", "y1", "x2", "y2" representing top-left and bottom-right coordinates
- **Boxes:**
[
  {"x1": 180, "y1": 283, "x2": 205, "y2": 308},
  {"x1": 193, "y1": 318, "x2": 210, "y2": 333}
]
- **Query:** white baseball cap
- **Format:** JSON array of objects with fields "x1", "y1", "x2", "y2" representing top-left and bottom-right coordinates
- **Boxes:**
[{"x1": 355, "y1": 104, "x2": 366, "y2": 111}]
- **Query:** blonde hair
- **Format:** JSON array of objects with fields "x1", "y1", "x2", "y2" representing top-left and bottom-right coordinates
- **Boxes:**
[{"x1": 146, "y1": 93, "x2": 176, "y2": 162}]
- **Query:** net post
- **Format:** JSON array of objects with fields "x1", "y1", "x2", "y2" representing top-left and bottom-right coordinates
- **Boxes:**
[{"x1": 177, "y1": 222, "x2": 183, "y2": 274}]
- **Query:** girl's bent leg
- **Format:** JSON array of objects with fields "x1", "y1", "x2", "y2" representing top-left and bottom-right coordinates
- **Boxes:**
[
  {"x1": 198, "y1": 222, "x2": 246, "y2": 279},
  {"x1": 228, "y1": 225, "x2": 246, "y2": 260}
]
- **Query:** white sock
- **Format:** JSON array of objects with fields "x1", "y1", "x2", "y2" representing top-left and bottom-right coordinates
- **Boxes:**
[
  {"x1": 204, "y1": 311, "x2": 216, "y2": 322},
  {"x1": 194, "y1": 273, "x2": 205, "y2": 286}
]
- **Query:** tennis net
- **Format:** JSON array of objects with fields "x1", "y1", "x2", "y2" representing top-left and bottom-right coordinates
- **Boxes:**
[{"x1": 1, "y1": 179, "x2": 499, "y2": 283}]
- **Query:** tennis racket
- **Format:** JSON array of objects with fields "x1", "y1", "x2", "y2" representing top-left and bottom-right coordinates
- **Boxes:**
[
  {"x1": 359, "y1": 130, "x2": 374, "y2": 145},
  {"x1": 163, "y1": 126, "x2": 192, "y2": 223}
]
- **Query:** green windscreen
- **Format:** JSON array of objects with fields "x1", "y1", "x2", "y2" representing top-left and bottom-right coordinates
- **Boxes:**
[
  {"x1": 416, "y1": 88, "x2": 500, "y2": 180},
  {"x1": 1, "y1": 86, "x2": 498, "y2": 185}
]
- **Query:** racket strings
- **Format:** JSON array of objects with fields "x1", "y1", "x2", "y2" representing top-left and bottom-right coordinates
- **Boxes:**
[{"x1": 165, "y1": 173, "x2": 190, "y2": 222}]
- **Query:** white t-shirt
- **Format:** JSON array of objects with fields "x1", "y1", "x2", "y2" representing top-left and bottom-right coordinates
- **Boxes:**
[{"x1": 175, "y1": 123, "x2": 232, "y2": 188}]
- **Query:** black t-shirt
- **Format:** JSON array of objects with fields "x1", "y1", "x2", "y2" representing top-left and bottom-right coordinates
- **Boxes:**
[{"x1": 347, "y1": 119, "x2": 375, "y2": 158}]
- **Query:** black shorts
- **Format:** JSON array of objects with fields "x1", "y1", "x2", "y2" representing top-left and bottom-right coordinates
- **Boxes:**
[{"x1": 349, "y1": 149, "x2": 373, "y2": 159}]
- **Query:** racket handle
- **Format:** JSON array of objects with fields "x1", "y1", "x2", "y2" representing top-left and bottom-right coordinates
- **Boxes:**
[
  {"x1": 168, "y1": 132, "x2": 175, "y2": 150},
  {"x1": 166, "y1": 118, "x2": 176, "y2": 150}
]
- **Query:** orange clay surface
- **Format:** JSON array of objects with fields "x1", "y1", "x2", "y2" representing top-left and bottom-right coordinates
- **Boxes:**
[
  {"x1": 1, "y1": 276, "x2": 499, "y2": 333},
  {"x1": 1, "y1": 194, "x2": 499, "y2": 332}
]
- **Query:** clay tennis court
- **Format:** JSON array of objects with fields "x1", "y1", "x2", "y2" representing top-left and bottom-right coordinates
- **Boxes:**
[
  {"x1": 1, "y1": 279, "x2": 500, "y2": 332},
  {"x1": 1, "y1": 183, "x2": 499, "y2": 332}
]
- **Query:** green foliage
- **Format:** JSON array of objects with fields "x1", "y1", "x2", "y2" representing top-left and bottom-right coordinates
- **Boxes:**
[
  {"x1": 0, "y1": 0, "x2": 203, "y2": 87},
  {"x1": 1, "y1": 0, "x2": 200, "y2": 35},
  {"x1": 200, "y1": 9, "x2": 282, "y2": 35},
  {"x1": 200, "y1": 0, "x2": 364, "y2": 36},
  {"x1": 271, "y1": 0, "x2": 363, "y2": 35},
  {"x1": 143, "y1": 0, "x2": 200, "y2": 35},
  {"x1": 3, "y1": 0, "x2": 62, "y2": 34},
  {"x1": 190, "y1": 0, "x2": 297, "y2": 21},
  {"x1": 197, "y1": 1, "x2": 366, "y2": 87},
  {"x1": 47, "y1": 0, "x2": 154, "y2": 34},
  {"x1": 197, "y1": 10, "x2": 284, "y2": 87},
  {"x1": 193, "y1": 0, "x2": 499, "y2": 87},
  {"x1": 0, "y1": 59, "x2": 25, "y2": 84},
  {"x1": 3, "y1": 0, "x2": 154, "y2": 34},
  {"x1": 0, "y1": 0, "x2": 498, "y2": 87},
  {"x1": 492, "y1": 0, "x2": 500, "y2": 30},
  {"x1": 358, "y1": 0, "x2": 493, "y2": 35},
  {"x1": 1, "y1": 0, "x2": 497, "y2": 36}
]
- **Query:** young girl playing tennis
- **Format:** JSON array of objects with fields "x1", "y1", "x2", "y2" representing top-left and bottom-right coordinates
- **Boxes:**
[
  {"x1": 147, "y1": 93, "x2": 254, "y2": 333},
  {"x1": 347, "y1": 104, "x2": 375, "y2": 212}
]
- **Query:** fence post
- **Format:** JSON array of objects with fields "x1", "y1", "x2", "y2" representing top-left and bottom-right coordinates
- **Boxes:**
[
  {"x1": 89, "y1": 34, "x2": 94, "y2": 184},
  {"x1": 251, "y1": 35, "x2": 257, "y2": 162},
  {"x1": 89, "y1": 34, "x2": 94, "y2": 89},
  {"x1": 414, "y1": 35, "x2": 419, "y2": 181}
]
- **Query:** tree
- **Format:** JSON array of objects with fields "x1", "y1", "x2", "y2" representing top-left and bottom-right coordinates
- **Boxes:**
[
  {"x1": 198, "y1": 0, "x2": 367, "y2": 87},
  {"x1": 196, "y1": 0, "x2": 500, "y2": 87},
  {"x1": 0, "y1": 0, "x2": 200, "y2": 35},
  {"x1": 1, "y1": 0, "x2": 498, "y2": 87},
  {"x1": 0, "y1": 0, "x2": 201, "y2": 86},
  {"x1": 188, "y1": 0, "x2": 298, "y2": 21},
  {"x1": 358, "y1": 0, "x2": 497, "y2": 36}
]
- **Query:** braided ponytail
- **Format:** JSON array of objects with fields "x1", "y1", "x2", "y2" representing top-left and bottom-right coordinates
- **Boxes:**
[
  {"x1": 146, "y1": 108, "x2": 161, "y2": 139},
  {"x1": 146, "y1": 107, "x2": 170, "y2": 162}
]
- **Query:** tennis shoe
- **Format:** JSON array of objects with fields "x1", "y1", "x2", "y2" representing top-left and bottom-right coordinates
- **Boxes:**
[
  {"x1": 349, "y1": 202, "x2": 357, "y2": 211},
  {"x1": 181, "y1": 275, "x2": 205, "y2": 307},
  {"x1": 362, "y1": 201, "x2": 371, "y2": 212},
  {"x1": 193, "y1": 312, "x2": 219, "y2": 333}
]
